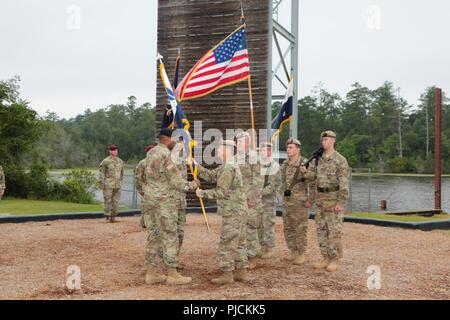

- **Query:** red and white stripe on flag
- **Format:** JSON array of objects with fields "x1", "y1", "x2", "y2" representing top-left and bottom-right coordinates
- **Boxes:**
[{"x1": 175, "y1": 28, "x2": 250, "y2": 101}]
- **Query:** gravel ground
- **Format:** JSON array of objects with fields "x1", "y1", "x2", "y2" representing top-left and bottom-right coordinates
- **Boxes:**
[{"x1": 0, "y1": 214, "x2": 448, "y2": 300}]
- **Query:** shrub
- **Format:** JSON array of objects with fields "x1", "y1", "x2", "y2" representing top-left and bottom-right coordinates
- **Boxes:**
[{"x1": 59, "y1": 169, "x2": 97, "y2": 204}]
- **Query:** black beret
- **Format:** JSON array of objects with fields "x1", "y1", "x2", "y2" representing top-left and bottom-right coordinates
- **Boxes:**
[{"x1": 160, "y1": 128, "x2": 175, "y2": 138}]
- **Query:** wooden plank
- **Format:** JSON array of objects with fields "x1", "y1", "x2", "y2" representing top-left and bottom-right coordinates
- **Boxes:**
[{"x1": 157, "y1": 0, "x2": 270, "y2": 205}]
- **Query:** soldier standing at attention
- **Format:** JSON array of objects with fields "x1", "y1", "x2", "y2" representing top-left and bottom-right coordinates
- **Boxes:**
[
  {"x1": 300, "y1": 131, "x2": 349, "y2": 272},
  {"x1": 0, "y1": 164, "x2": 5, "y2": 200},
  {"x1": 280, "y1": 138, "x2": 315, "y2": 265},
  {"x1": 258, "y1": 142, "x2": 282, "y2": 259},
  {"x1": 235, "y1": 131, "x2": 264, "y2": 269},
  {"x1": 195, "y1": 140, "x2": 249, "y2": 285},
  {"x1": 99, "y1": 144, "x2": 124, "y2": 223},
  {"x1": 143, "y1": 128, "x2": 200, "y2": 285},
  {"x1": 135, "y1": 144, "x2": 155, "y2": 229}
]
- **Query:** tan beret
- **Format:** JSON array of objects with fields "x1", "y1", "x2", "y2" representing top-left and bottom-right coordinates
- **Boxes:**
[
  {"x1": 286, "y1": 138, "x2": 301, "y2": 147},
  {"x1": 260, "y1": 142, "x2": 273, "y2": 148},
  {"x1": 321, "y1": 131, "x2": 337, "y2": 139}
]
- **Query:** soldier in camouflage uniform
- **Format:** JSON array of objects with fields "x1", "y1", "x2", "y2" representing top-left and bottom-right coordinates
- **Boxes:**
[
  {"x1": 0, "y1": 165, "x2": 5, "y2": 200},
  {"x1": 258, "y1": 142, "x2": 282, "y2": 259},
  {"x1": 195, "y1": 140, "x2": 249, "y2": 285},
  {"x1": 99, "y1": 144, "x2": 124, "y2": 223},
  {"x1": 235, "y1": 131, "x2": 264, "y2": 269},
  {"x1": 280, "y1": 138, "x2": 315, "y2": 265},
  {"x1": 301, "y1": 131, "x2": 349, "y2": 272},
  {"x1": 172, "y1": 142, "x2": 189, "y2": 256},
  {"x1": 143, "y1": 128, "x2": 200, "y2": 285},
  {"x1": 135, "y1": 145, "x2": 155, "y2": 229}
]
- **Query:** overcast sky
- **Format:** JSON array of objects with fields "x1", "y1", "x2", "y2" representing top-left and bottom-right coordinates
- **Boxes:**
[{"x1": 1, "y1": 0, "x2": 449, "y2": 118}]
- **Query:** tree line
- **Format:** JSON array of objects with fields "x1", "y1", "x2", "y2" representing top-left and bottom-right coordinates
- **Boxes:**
[{"x1": 1, "y1": 77, "x2": 449, "y2": 177}]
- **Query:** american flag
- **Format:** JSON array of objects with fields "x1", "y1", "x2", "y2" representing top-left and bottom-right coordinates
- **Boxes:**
[{"x1": 175, "y1": 27, "x2": 250, "y2": 101}]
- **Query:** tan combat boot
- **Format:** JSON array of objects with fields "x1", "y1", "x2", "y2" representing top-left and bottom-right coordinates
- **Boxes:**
[
  {"x1": 259, "y1": 246, "x2": 273, "y2": 259},
  {"x1": 166, "y1": 267, "x2": 192, "y2": 285},
  {"x1": 257, "y1": 246, "x2": 267, "y2": 258},
  {"x1": 248, "y1": 257, "x2": 258, "y2": 270},
  {"x1": 145, "y1": 266, "x2": 166, "y2": 285},
  {"x1": 293, "y1": 254, "x2": 306, "y2": 265},
  {"x1": 234, "y1": 268, "x2": 250, "y2": 283},
  {"x1": 326, "y1": 260, "x2": 339, "y2": 272},
  {"x1": 110, "y1": 216, "x2": 116, "y2": 223},
  {"x1": 313, "y1": 259, "x2": 330, "y2": 269},
  {"x1": 211, "y1": 271, "x2": 234, "y2": 285},
  {"x1": 105, "y1": 216, "x2": 110, "y2": 222}
]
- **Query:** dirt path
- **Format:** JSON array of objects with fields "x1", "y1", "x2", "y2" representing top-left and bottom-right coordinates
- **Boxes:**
[{"x1": 0, "y1": 215, "x2": 448, "y2": 300}]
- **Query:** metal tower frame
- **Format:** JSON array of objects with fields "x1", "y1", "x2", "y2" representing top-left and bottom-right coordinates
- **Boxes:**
[{"x1": 267, "y1": 0, "x2": 299, "y2": 141}]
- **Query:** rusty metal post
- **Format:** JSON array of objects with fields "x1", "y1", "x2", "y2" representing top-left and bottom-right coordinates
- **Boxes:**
[{"x1": 434, "y1": 88, "x2": 442, "y2": 211}]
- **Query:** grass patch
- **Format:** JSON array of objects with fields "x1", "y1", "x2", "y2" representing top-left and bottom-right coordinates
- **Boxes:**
[
  {"x1": 346, "y1": 212, "x2": 450, "y2": 222},
  {"x1": 0, "y1": 199, "x2": 129, "y2": 216}
]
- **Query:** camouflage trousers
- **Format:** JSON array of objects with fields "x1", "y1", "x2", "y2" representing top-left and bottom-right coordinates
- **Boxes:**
[
  {"x1": 142, "y1": 203, "x2": 186, "y2": 255},
  {"x1": 257, "y1": 198, "x2": 277, "y2": 248},
  {"x1": 315, "y1": 192, "x2": 344, "y2": 261},
  {"x1": 282, "y1": 199, "x2": 309, "y2": 255},
  {"x1": 219, "y1": 210, "x2": 248, "y2": 272},
  {"x1": 246, "y1": 205, "x2": 262, "y2": 258},
  {"x1": 103, "y1": 188, "x2": 121, "y2": 217},
  {"x1": 144, "y1": 200, "x2": 181, "y2": 268}
]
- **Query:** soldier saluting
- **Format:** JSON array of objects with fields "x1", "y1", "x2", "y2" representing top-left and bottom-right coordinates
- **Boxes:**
[{"x1": 300, "y1": 131, "x2": 350, "y2": 272}]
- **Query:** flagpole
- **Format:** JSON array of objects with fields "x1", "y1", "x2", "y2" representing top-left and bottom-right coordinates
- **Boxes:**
[
  {"x1": 158, "y1": 53, "x2": 210, "y2": 232},
  {"x1": 247, "y1": 76, "x2": 257, "y2": 150},
  {"x1": 241, "y1": 1, "x2": 257, "y2": 150},
  {"x1": 188, "y1": 143, "x2": 210, "y2": 233}
]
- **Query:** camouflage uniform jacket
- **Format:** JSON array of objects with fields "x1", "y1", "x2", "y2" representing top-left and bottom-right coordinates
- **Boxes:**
[
  {"x1": 0, "y1": 165, "x2": 5, "y2": 193},
  {"x1": 174, "y1": 158, "x2": 188, "y2": 209},
  {"x1": 281, "y1": 156, "x2": 315, "y2": 203},
  {"x1": 303, "y1": 151, "x2": 349, "y2": 207},
  {"x1": 236, "y1": 151, "x2": 264, "y2": 204},
  {"x1": 135, "y1": 158, "x2": 146, "y2": 195},
  {"x1": 261, "y1": 160, "x2": 282, "y2": 204},
  {"x1": 99, "y1": 156, "x2": 124, "y2": 189},
  {"x1": 142, "y1": 143, "x2": 196, "y2": 203},
  {"x1": 197, "y1": 161, "x2": 247, "y2": 216}
]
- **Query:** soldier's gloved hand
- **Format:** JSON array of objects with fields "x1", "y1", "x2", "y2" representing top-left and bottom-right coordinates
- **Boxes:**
[
  {"x1": 187, "y1": 158, "x2": 198, "y2": 166},
  {"x1": 305, "y1": 201, "x2": 312, "y2": 209},
  {"x1": 195, "y1": 189, "x2": 204, "y2": 198},
  {"x1": 193, "y1": 179, "x2": 201, "y2": 188},
  {"x1": 334, "y1": 204, "x2": 344, "y2": 213}
]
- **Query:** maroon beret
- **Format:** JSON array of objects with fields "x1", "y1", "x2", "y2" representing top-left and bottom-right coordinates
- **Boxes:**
[
  {"x1": 145, "y1": 144, "x2": 155, "y2": 153},
  {"x1": 109, "y1": 144, "x2": 119, "y2": 151}
]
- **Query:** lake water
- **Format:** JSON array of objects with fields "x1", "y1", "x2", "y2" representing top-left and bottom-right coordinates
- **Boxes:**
[
  {"x1": 349, "y1": 175, "x2": 449, "y2": 213},
  {"x1": 87, "y1": 174, "x2": 450, "y2": 213}
]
